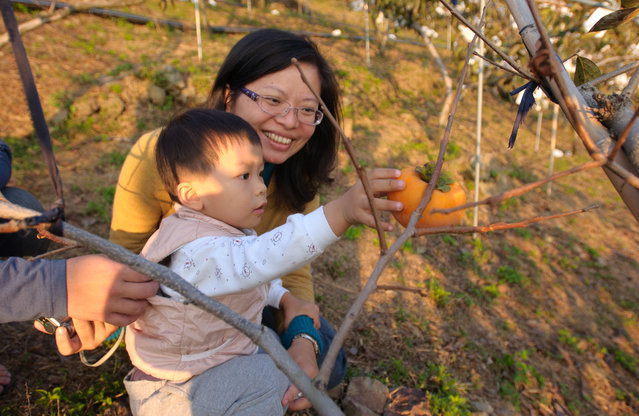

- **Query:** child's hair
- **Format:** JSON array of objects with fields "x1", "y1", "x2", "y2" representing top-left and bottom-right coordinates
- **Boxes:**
[{"x1": 156, "y1": 108, "x2": 262, "y2": 203}]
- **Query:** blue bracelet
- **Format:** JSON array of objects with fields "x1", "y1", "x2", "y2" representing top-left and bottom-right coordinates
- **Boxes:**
[{"x1": 281, "y1": 315, "x2": 323, "y2": 356}]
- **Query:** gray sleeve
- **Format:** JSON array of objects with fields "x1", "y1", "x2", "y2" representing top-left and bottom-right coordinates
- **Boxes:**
[{"x1": 0, "y1": 257, "x2": 68, "y2": 323}]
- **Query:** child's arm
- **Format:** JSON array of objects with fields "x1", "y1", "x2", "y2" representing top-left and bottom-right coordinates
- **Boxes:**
[{"x1": 162, "y1": 209, "x2": 339, "y2": 301}]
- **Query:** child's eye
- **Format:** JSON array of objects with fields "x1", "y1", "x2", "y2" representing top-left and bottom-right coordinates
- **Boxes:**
[{"x1": 239, "y1": 173, "x2": 250, "y2": 180}]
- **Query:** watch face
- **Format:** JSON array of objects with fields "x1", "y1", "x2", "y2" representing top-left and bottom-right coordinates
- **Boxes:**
[{"x1": 37, "y1": 317, "x2": 62, "y2": 334}]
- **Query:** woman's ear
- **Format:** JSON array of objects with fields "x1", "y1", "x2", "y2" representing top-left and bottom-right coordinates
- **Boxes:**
[
  {"x1": 177, "y1": 182, "x2": 203, "y2": 210},
  {"x1": 224, "y1": 85, "x2": 233, "y2": 111}
]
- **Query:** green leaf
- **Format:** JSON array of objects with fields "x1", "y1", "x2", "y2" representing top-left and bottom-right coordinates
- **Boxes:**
[
  {"x1": 589, "y1": 7, "x2": 639, "y2": 31},
  {"x1": 622, "y1": 0, "x2": 639, "y2": 8},
  {"x1": 573, "y1": 56, "x2": 601, "y2": 86}
]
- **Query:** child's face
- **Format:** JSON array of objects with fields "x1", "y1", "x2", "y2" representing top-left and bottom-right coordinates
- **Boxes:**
[{"x1": 182, "y1": 140, "x2": 267, "y2": 229}]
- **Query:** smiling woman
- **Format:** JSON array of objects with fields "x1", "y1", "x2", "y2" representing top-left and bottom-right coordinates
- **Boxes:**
[{"x1": 102, "y1": 28, "x2": 405, "y2": 413}]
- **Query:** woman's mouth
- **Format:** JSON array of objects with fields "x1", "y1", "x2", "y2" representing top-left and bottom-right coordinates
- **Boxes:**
[{"x1": 264, "y1": 132, "x2": 292, "y2": 145}]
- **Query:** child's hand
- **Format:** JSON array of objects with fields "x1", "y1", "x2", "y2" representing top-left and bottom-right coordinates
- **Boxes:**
[
  {"x1": 279, "y1": 293, "x2": 320, "y2": 330},
  {"x1": 324, "y1": 168, "x2": 406, "y2": 235}
]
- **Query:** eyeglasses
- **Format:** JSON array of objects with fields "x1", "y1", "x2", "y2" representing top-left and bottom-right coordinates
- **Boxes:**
[{"x1": 239, "y1": 87, "x2": 324, "y2": 126}]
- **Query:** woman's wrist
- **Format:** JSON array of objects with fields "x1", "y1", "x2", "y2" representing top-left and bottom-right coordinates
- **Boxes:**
[
  {"x1": 292, "y1": 333, "x2": 320, "y2": 356},
  {"x1": 281, "y1": 315, "x2": 323, "y2": 356}
]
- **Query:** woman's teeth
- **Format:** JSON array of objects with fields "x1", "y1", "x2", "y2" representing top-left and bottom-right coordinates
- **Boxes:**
[{"x1": 265, "y1": 132, "x2": 292, "y2": 145}]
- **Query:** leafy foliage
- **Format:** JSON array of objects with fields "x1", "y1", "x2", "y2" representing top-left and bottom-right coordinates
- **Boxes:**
[
  {"x1": 573, "y1": 56, "x2": 601, "y2": 86},
  {"x1": 589, "y1": 7, "x2": 639, "y2": 31}
]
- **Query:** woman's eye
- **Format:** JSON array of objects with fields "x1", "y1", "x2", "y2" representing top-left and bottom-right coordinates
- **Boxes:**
[
  {"x1": 300, "y1": 107, "x2": 317, "y2": 115},
  {"x1": 263, "y1": 96, "x2": 283, "y2": 106}
]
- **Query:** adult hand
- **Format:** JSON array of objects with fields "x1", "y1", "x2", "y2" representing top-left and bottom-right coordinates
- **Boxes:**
[
  {"x1": 279, "y1": 292, "x2": 320, "y2": 330},
  {"x1": 66, "y1": 255, "x2": 158, "y2": 327},
  {"x1": 281, "y1": 337, "x2": 318, "y2": 411},
  {"x1": 34, "y1": 319, "x2": 119, "y2": 355}
]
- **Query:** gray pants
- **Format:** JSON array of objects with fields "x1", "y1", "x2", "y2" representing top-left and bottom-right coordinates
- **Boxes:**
[{"x1": 125, "y1": 353, "x2": 290, "y2": 416}]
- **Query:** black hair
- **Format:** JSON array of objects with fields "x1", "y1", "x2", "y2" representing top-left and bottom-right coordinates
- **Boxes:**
[
  {"x1": 207, "y1": 29, "x2": 341, "y2": 212},
  {"x1": 156, "y1": 108, "x2": 262, "y2": 203}
]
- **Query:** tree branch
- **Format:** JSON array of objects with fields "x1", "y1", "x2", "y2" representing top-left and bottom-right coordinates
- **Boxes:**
[
  {"x1": 581, "y1": 61, "x2": 639, "y2": 89},
  {"x1": 434, "y1": 159, "x2": 604, "y2": 214},
  {"x1": 316, "y1": 3, "x2": 488, "y2": 389},
  {"x1": 438, "y1": 0, "x2": 537, "y2": 82},
  {"x1": 416, "y1": 205, "x2": 600, "y2": 235},
  {"x1": 291, "y1": 58, "x2": 388, "y2": 253},
  {"x1": 0, "y1": 199, "x2": 343, "y2": 414},
  {"x1": 623, "y1": 65, "x2": 639, "y2": 96}
]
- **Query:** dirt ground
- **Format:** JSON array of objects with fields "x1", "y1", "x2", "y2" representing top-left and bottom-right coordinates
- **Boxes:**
[{"x1": 1, "y1": 0, "x2": 639, "y2": 414}]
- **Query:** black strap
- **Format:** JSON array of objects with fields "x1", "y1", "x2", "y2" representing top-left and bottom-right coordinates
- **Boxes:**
[{"x1": 0, "y1": 0, "x2": 65, "y2": 231}]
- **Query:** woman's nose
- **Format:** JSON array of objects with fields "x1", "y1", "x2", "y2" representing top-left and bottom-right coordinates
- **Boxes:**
[{"x1": 277, "y1": 108, "x2": 300, "y2": 128}]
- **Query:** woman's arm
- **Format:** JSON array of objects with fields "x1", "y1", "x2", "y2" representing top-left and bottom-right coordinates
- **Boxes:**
[{"x1": 109, "y1": 130, "x2": 174, "y2": 254}]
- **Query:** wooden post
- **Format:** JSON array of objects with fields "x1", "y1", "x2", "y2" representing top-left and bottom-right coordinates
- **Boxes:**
[{"x1": 547, "y1": 104, "x2": 559, "y2": 196}]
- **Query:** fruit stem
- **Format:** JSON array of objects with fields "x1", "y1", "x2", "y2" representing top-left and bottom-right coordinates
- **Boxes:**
[{"x1": 415, "y1": 163, "x2": 453, "y2": 192}]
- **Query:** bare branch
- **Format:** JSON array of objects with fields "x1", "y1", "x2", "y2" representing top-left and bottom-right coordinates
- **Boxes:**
[
  {"x1": 316, "y1": 3, "x2": 489, "y2": 389},
  {"x1": 0, "y1": 0, "x2": 144, "y2": 48},
  {"x1": 623, "y1": 65, "x2": 639, "y2": 96},
  {"x1": 291, "y1": 58, "x2": 388, "y2": 253},
  {"x1": 608, "y1": 106, "x2": 639, "y2": 161},
  {"x1": 0, "y1": 199, "x2": 343, "y2": 414},
  {"x1": 29, "y1": 243, "x2": 80, "y2": 260},
  {"x1": 473, "y1": 51, "x2": 523, "y2": 78},
  {"x1": 438, "y1": 0, "x2": 537, "y2": 81},
  {"x1": 416, "y1": 205, "x2": 600, "y2": 235},
  {"x1": 377, "y1": 284, "x2": 428, "y2": 297},
  {"x1": 581, "y1": 61, "x2": 639, "y2": 88},
  {"x1": 434, "y1": 160, "x2": 605, "y2": 214}
]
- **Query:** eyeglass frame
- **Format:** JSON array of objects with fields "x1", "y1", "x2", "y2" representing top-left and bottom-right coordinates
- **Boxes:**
[{"x1": 239, "y1": 87, "x2": 324, "y2": 126}]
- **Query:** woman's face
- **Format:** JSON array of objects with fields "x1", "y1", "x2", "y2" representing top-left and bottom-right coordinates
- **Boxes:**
[{"x1": 227, "y1": 62, "x2": 321, "y2": 165}]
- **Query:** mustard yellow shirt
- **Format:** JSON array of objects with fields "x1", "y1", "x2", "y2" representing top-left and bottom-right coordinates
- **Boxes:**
[{"x1": 109, "y1": 129, "x2": 318, "y2": 303}]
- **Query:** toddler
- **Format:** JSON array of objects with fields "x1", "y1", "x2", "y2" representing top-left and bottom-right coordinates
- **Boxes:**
[{"x1": 124, "y1": 108, "x2": 383, "y2": 415}]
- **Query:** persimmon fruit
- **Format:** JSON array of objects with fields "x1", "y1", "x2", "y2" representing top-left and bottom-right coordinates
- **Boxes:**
[{"x1": 388, "y1": 164, "x2": 466, "y2": 228}]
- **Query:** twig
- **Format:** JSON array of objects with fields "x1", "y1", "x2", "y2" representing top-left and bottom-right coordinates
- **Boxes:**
[
  {"x1": 434, "y1": 160, "x2": 604, "y2": 214},
  {"x1": 608, "y1": 106, "x2": 639, "y2": 160},
  {"x1": 473, "y1": 51, "x2": 523, "y2": 78},
  {"x1": 28, "y1": 243, "x2": 79, "y2": 260},
  {"x1": 581, "y1": 62, "x2": 639, "y2": 88},
  {"x1": 316, "y1": 2, "x2": 489, "y2": 389},
  {"x1": 438, "y1": 0, "x2": 537, "y2": 82},
  {"x1": 0, "y1": 0, "x2": 144, "y2": 48},
  {"x1": 377, "y1": 284, "x2": 428, "y2": 297},
  {"x1": 416, "y1": 205, "x2": 600, "y2": 235},
  {"x1": 291, "y1": 58, "x2": 388, "y2": 253},
  {"x1": 623, "y1": 65, "x2": 639, "y2": 96}
]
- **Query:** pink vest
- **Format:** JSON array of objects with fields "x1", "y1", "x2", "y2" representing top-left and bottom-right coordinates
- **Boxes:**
[{"x1": 126, "y1": 206, "x2": 267, "y2": 381}]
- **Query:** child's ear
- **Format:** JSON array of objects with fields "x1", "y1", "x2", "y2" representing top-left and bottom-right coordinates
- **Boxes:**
[{"x1": 177, "y1": 182, "x2": 203, "y2": 210}]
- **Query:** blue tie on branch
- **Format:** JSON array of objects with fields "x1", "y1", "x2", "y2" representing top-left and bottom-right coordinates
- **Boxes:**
[
  {"x1": 507, "y1": 51, "x2": 562, "y2": 149},
  {"x1": 508, "y1": 81, "x2": 539, "y2": 149}
]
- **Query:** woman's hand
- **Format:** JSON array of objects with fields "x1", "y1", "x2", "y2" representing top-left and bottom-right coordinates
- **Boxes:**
[
  {"x1": 281, "y1": 337, "x2": 318, "y2": 411},
  {"x1": 279, "y1": 293, "x2": 320, "y2": 330},
  {"x1": 324, "y1": 168, "x2": 406, "y2": 235}
]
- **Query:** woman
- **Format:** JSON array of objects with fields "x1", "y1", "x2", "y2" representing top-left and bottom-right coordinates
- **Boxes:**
[{"x1": 108, "y1": 28, "x2": 404, "y2": 411}]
